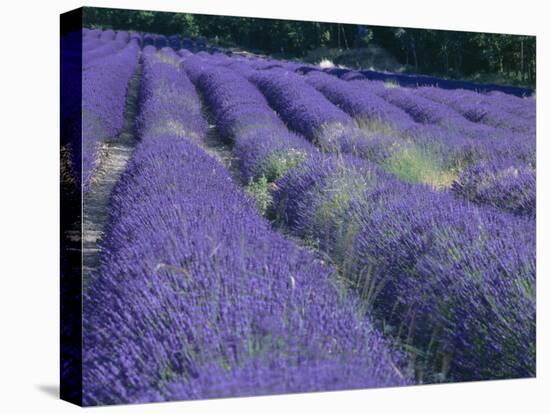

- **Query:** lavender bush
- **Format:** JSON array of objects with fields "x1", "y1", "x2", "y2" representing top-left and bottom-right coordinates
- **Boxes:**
[
  {"x1": 301, "y1": 69, "x2": 535, "y2": 198},
  {"x1": 248, "y1": 66, "x2": 454, "y2": 188},
  {"x1": 304, "y1": 70, "x2": 417, "y2": 134},
  {"x1": 82, "y1": 51, "x2": 411, "y2": 404},
  {"x1": 80, "y1": 41, "x2": 139, "y2": 192},
  {"x1": 272, "y1": 154, "x2": 535, "y2": 381},
  {"x1": 250, "y1": 68, "x2": 354, "y2": 144},
  {"x1": 184, "y1": 60, "x2": 317, "y2": 184},
  {"x1": 416, "y1": 86, "x2": 535, "y2": 134},
  {"x1": 184, "y1": 50, "x2": 536, "y2": 381},
  {"x1": 452, "y1": 157, "x2": 536, "y2": 217},
  {"x1": 327, "y1": 66, "x2": 533, "y2": 97}
]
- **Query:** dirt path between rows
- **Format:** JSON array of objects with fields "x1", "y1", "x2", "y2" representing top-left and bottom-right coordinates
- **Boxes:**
[{"x1": 82, "y1": 61, "x2": 142, "y2": 282}]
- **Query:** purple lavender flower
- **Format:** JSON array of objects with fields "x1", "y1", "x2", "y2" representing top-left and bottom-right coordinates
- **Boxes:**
[
  {"x1": 304, "y1": 71, "x2": 417, "y2": 134},
  {"x1": 249, "y1": 68, "x2": 353, "y2": 142},
  {"x1": 417, "y1": 86, "x2": 535, "y2": 134},
  {"x1": 82, "y1": 52, "x2": 411, "y2": 404},
  {"x1": 273, "y1": 150, "x2": 536, "y2": 382},
  {"x1": 184, "y1": 62, "x2": 317, "y2": 182},
  {"x1": 453, "y1": 157, "x2": 536, "y2": 217},
  {"x1": 80, "y1": 41, "x2": 139, "y2": 192}
]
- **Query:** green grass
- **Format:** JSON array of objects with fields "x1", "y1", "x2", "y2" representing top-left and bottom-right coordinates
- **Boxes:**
[
  {"x1": 246, "y1": 150, "x2": 308, "y2": 215},
  {"x1": 354, "y1": 118, "x2": 397, "y2": 136},
  {"x1": 311, "y1": 168, "x2": 374, "y2": 266},
  {"x1": 384, "y1": 81, "x2": 400, "y2": 88},
  {"x1": 353, "y1": 115, "x2": 464, "y2": 190},
  {"x1": 383, "y1": 145, "x2": 458, "y2": 189},
  {"x1": 245, "y1": 175, "x2": 273, "y2": 214},
  {"x1": 261, "y1": 149, "x2": 307, "y2": 182}
]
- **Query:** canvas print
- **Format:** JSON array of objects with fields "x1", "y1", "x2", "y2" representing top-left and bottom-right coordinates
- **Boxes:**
[{"x1": 60, "y1": 6, "x2": 536, "y2": 406}]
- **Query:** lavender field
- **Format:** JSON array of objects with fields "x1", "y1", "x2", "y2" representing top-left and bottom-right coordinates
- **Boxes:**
[{"x1": 61, "y1": 28, "x2": 536, "y2": 405}]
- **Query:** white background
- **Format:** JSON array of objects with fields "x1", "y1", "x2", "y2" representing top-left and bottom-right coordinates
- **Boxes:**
[{"x1": 0, "y1": 0, "x2": 547, "y2": 412}]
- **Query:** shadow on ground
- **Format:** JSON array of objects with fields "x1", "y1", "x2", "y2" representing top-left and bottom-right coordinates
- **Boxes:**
[{"x1": 36, "y1": 384, "x2": 59, "y2": 399}]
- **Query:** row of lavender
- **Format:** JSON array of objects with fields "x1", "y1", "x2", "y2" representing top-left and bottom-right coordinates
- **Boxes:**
[
  {"x1": 82, "y1": 48, "x2": 411, "y2": 405},
  {"x1": 210, "y1": 52, "x2": 535, "y2": 218},
  {"x1": 304, "y1": 70, "x2": 535, "y2": 217},
  {"x1": 225, "y1": 51, "x2": 536, "y2": 216},
  {"x1": 315, "y1": 66, "x2": 534, "y2": 97},
  {"x1": 180, "y1": 50, "x2": 535, "y2": 382},
  {"x1": 63, "y1": 29, "x2": 140, "y2": 193},
  {"x1": 84, "y1": 27, "x2": 212, "y2": 53}
]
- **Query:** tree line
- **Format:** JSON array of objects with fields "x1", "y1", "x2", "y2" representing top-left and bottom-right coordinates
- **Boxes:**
[{"x1": 83, "y1": 7, "x2": 535, "y2": 87}]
